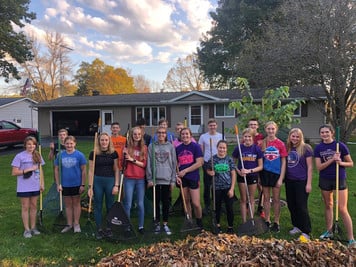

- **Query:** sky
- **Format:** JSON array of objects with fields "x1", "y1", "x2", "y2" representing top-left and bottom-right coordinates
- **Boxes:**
[{"x1": 17, "y1": 0, "x2": 217, "y2": 91}]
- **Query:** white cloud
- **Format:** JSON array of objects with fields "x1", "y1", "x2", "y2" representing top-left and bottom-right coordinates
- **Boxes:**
[{"x1": 26, "y1": 0, "x2": 216, "y2": 82}]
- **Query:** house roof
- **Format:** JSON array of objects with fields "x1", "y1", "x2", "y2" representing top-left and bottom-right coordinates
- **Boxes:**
[
  {"x1": 36, "y1": 86, "x2": 326, "y2": 108},
  {"x1": 0, "y1": 97, "x2": 37, "y2": 108}
]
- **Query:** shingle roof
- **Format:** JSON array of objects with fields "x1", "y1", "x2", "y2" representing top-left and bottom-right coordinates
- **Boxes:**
[
  {"x1": 0, "y1": 97, "x2": 37, "y2": 107},
  {"x1": 36, "y1": 86, "x2": 326, "y2": 108}
]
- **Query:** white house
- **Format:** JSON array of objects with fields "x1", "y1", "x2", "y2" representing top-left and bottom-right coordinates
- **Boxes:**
[{"x1": 0, "y1": 97, "x2": 38, "y2": 128}]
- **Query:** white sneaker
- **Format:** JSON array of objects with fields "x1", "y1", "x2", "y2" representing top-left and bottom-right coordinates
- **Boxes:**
[
  {"x1": 61, "y1": 225, "x2": 73, "y2": 233},
  {"x1": 74, "y1": 224, "x2": 81, "y2": 233},
  {"x1": 23, "y1": 230, "x2": 32, "y2": 238},
  {"x1": 31, "y1": 228, "x2": 41, "y2": 235},
  {"x1": 163, "y1": 224, "x2": 172, "y2": 235},
  {"x1": 289, "y1": 227, "x2": 301, "y2": 235}
]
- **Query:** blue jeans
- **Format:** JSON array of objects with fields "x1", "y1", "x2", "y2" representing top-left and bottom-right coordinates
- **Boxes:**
[
  {"x1": 123, "y1": 178, "x2": 145, "y2": 228},
  {"x1": 93, "y1": 175, "x2": 115, "y2": 228}
]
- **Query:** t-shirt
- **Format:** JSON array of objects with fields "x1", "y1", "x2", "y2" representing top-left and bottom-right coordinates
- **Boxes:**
[
  {"x1": 232, "y1": 144, "x2": 263, "y2": 178},
  {"x1": 198, "y1": 132, "x2": 223, "y2": 162},
  {"x1": 208, "y1": 155, "x2": 236, "y2": 190},
  {"x1": 286, "y1": 146, "x2": 313, "y2": 180},
  {"x1": 124, "y1": 145, "x2": 147, "y2": 179},
  {"x1": 111, "y1": 135, "x2": 126, "y2": 170},
  {"x1": 55, "y1": 150, "x2": 87, "y2": 187},
  {"x1": 89, "y1": 151, "x2": 118, "y2": 177},
  {"x1": 314, "y1": 141, "x2": 349, "y2": 180},
  {"x1": 262, "y1": 138, "x2": 288, "y2": 175},
  {"x1": 176, "y1": 142, "x2": 203, "y2": 182},
  {"x1": 11, "y1": 151, "x2": 45, "y2": 193}
]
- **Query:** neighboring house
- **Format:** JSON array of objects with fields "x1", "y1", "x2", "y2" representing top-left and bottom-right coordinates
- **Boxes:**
[
  {"x1": 36, "y1": 87, "x2": 327, "y2": 142},
  {"x1": 0, "y1": 97, "x2": 38, "y2": 128}
]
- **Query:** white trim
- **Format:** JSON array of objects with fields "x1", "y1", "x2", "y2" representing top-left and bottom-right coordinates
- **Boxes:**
[
  {"x1": 0, "y1": 98, "x2": 37, "y2": 109},
  {"x1": 164, "y1": 91, "x2": 228, "y2": 103}
]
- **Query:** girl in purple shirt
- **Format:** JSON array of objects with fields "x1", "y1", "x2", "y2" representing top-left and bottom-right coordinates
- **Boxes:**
[
  {"x1": 11, "y1": 136, "x2": 45, "y2": 238},
  {"x1": 314, "y1": 124, "x2": 355, "y2": 247}
]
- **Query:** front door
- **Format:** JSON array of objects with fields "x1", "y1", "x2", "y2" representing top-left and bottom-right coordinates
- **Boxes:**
[
  {"x1": 101, "y1": 110, "x2": 113, "y2": 134},
  {"x1": 189, "y1": 105, "x2": 203, "y2": 134}
]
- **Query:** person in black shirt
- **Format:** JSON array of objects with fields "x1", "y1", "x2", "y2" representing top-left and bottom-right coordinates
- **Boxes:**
[
  {"x1": 88, "y1": 133, "x2": 119, "y2": 239},
  {"x1": 136, "y1": 117, "x2": 151, "y2": 146}
]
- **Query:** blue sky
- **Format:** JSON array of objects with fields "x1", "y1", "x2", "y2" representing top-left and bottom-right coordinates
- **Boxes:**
[{"x1": 18, "y1": 0, "x2": 217, "y2": 91}]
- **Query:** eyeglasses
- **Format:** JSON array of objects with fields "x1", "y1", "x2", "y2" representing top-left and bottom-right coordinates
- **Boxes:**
[{"x1": 157, "y1": 132, "x2": 166, "y2": 134}]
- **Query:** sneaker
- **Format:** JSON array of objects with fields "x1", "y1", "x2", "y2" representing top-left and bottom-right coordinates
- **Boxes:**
[
  {"x1": 289, "y1": 227, "x2": 302, "y2": 235},
  {"x1": 23, "y1": 230, "x2": 32, "y2": 238},
  {"x1": 138, "y1": 227, "x2": 145, "y2": 235},
  {"x1": 73, "y1": 224, "x2": 81, "y2": 233},
  {"x1": 226, "y1": 227, "x2": 234, "y2": 234},
  {"x1": 154, "y1": 224, "x2": 161, "y2": 234},
  {"x1": 270, "y1": 222, "x2": 280, "y2": 233},
  {"x1": 61, "y1": 225, "x2": 73, "y2": 233},
  {"x1": 348, "y1": 239, "x2": 356, "y2": 248},
  {"x1": 265, "y1": 221, "x2": 271, "y2": 228},
  {"x1": 96, "y1": 229, "x2": 104, "y2": 240},
  {"x1": 163, "y1": 224, "x2": 172, "y2": 235},
  {"x1": 105, "y1": 228, "x2": 113, "y2": 238},
  {"x1": 298, "y1": 233, "x2": 310, "y2": 243},
  {"x1": 320, "y1": 230, "x2": 333, "y2": 239},
  {"x1": 31, "y1": 228, "x2": 41, "y2": 235},
  {"x1": 217, "y1": 226, "x2": 222, "y2": 234}
]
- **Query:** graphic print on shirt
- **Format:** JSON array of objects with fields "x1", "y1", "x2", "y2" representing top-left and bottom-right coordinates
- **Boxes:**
[
  {"x1": 62, "y1": 156, "x2": 78, "y2": 168},
  {"x1": 319, "y1": 148, "x2": 334, "y2": 162},
  {"x1": 214, "y1": 163, "x2": 229, "y2": 173},
  {"x1": 287, "y1": 150, "x2": 300, "y2": 168},
  {"x1": 156, "y1": 149, "x2": 170, "y2": 164},
  {"x1": 178, "y1": 149, "x2": 194, "y2": 165}
]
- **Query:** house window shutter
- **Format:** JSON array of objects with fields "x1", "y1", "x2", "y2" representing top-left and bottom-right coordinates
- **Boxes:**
[
  {"x1": 166, "y1": 106, "x2": 171, "y2": 127},
  {"x1": 301, "y1": 103, "x2": 308, "y2": 117}
]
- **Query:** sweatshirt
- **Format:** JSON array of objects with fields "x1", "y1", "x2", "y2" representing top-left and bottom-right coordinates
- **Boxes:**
[{"x1": 146, "y1": 141, "x2": 177, "y2": 185}]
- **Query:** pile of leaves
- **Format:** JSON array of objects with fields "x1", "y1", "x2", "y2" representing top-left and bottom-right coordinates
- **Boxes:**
[{"x1": 98, "y1": 231, "x2": 355, "y2": 266}]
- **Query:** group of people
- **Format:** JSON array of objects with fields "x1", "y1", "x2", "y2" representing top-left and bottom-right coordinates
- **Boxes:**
[{"x1": 11, "y1": 117, "x2": 356, "y2": 247}]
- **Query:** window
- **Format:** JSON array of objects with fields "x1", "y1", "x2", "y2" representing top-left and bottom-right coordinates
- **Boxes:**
[
  {"x1": 190, "y1": 105, "x2": 202, "y2": 125},
  {"x1": 136, "y1": 107, "x2": 166, "y2": 126},
  {"x1": 293, "y1": 105, "x2": 301, "y2": 117},
  {"x1": 215, "y1": 104, "x2": 235, "y2": 117}
]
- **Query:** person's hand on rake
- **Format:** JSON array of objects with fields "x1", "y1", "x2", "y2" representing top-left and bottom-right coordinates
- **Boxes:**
[
  {"x1": 147, "y1": 181, "x2": 154, "y2": 188},
  {"x1": 111, "y1": 185, "x2": 119, "y2": 195},
  {"x1": 87, "y1": 187, "x2": 93, "y2": 198},
  {"x1": 206, "y1": 169, "x2": 215, "y2": 176},
  {"x1": 176, "y1": 175, "x2": 182, "y2": 185},
  {"x1": 240, "y1": 168, "x2": 251, "y2": 176},
  {"x1": 56, "y1": 184, "x2": 63, "y2": 192},
  {"x1": 40, "y1": 184, "x2": 45, "y2": 192}
]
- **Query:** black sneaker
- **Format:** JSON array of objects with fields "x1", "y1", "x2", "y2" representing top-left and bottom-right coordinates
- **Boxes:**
[
  {"x1": 138, "y1": 227, "x2": 145, "y2": 235},
  {"x1": 270, "y1": 223, "x2": 280, "y2": 233},
  {"x1": 265, "y1": 221, "x2": 271, "y2": 228},
  {"x1": 226, "y1": 227, "x2": 234, "y2": 234},
  {"x1": 105, "y1": 228, "x2": 113, "y2": 238},
  {"x1": 96, "y1": 229, "x2": 104, "y2": 240}
]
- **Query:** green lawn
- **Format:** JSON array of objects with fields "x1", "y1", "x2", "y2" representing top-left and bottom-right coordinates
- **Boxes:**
[{"x1": 0, "y1": 140, "x2": 355, "y2": 266}]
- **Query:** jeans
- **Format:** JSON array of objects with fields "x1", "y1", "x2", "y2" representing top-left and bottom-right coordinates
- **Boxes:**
[
  {"x1": 93, "y1": 175, "x2": 115, "y2": 228},
  {"x1": 123, "y1": 178, "x2": 145, "y2": 228}
]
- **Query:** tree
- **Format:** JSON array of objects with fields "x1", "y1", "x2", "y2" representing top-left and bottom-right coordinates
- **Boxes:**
[
  {"x1": 134, "y1": 75, "x2": 152, "y2": 93},
  {"x1": 163, "y1": 54, "x2": 208, "y2": 92},
  {"x1": 21, "y1": 32, "x2": 73, "y2": 101},
  {"x1": 0, "y1": 0, "x2": 36, "y2": 81},
  {"x1": 74, "y1": 59, "x2": 136, "y2": 96},
  {"x1": 237, "y1": 0, "x2": 356, "y2": 141},
  {"x1": 229, "y1": 78, "x2": 304, "y2": 139},
  {"x1": 196, "y1": 0, "x2": 282, "y2": 88}
]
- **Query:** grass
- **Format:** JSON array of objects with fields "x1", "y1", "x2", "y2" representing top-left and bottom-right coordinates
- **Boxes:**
[{"x1": 0, "y1": 140, "x2": 356, "y2": 266}]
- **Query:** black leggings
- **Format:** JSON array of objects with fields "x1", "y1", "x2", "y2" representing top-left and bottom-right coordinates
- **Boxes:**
[
  {"x1": 155, "y1": 184, "x2": 170, "y2": 223},
  {"x1": 215, "y1": 188, "x2": 234, "y2": 227}
]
